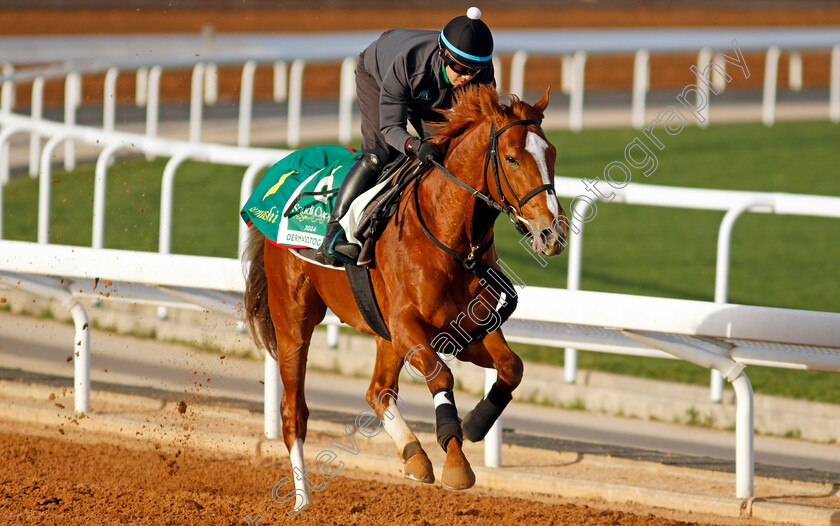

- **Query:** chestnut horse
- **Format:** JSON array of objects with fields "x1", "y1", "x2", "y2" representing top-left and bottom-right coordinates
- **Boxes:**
[{"x1": 244, "y1": 84, "x2": 568, "y2": 513}]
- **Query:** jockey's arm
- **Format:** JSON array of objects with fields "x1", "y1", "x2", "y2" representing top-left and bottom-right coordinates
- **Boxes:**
[{"x1": 378, "y1": 55, "x2": 416, "y2": 155}]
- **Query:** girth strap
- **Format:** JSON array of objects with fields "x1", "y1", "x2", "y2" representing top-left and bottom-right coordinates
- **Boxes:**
[{"x1": 345, "y1": 264, "x2": 391, "y2": 341}]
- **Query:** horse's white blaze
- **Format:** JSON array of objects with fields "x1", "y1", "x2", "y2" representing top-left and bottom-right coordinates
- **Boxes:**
[
  {"x1": 290, "y1": 439, "x2": 312, "y2": 511},
  {"x1": 381, "y1": 400, "x2": 417, "y2": 458},
  {"x1": 525, "y1": 131, "x2": 559, "y2": 217}
]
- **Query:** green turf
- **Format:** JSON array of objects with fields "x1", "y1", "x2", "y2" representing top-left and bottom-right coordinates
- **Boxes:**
[
  {"x1": 2, "y1": 156, "x2": 251, "y2": 257},
  {"x1": 3, "y1": 120, "x2": 839, "y2": 402}
]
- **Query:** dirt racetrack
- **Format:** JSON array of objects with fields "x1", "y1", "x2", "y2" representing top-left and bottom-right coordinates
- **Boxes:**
[{"x1": 1, "y1": 425, "x2": 708, "y2": 526}]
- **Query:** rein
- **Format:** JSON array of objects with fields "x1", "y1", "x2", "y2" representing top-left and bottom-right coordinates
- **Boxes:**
[{"x1": 411, "y1": 118, "x2": 555, "y2": 344}]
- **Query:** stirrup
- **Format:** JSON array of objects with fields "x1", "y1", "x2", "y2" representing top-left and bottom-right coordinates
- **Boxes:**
[
  {"x1": 315, "y1": 225, "x2": 357, "y2": 266},
  {"x1": 328, "y1": 228, "x2": 360, "y2": 265}
]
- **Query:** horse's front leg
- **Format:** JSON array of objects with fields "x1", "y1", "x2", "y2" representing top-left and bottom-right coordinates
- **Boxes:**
[
  {"x1": 366, "y1": 337, "x2": 434, "y2": 484},
  {"x1": 455, "y1": 330, "x2": 523, "y2": 443},
  {"x1": 396, "y1": 320, "x2": 476, "y2": 490}
]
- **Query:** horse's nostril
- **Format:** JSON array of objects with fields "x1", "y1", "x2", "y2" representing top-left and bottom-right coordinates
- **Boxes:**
[{"x1": 539, "y1": 228, "x2": 554, "y2": 243}]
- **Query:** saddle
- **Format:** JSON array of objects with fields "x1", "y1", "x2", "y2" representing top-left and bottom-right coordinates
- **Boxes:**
[
  {"x1": 352, "y1": 157, "x2": 425, "y2": 267},
  {"x1": 292, "y1": 154, "x2": 420, "y2": 268}
]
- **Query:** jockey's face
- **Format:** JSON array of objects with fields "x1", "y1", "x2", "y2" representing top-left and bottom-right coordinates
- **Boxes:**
[
  {"x1": 443, "y1": 51, "x2": 484, "y2": 87},
  {"x1": 445, "y1": 64, "x2": 477, "y2": 86}
]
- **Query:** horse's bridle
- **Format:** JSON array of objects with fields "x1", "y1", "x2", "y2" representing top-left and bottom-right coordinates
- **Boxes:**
[
  {"x1": 417, "y1": 118, "x2": 556, "y2": 267},
  {"x1": 482, "y1": 119, "x2": 557, "y2": 234}
]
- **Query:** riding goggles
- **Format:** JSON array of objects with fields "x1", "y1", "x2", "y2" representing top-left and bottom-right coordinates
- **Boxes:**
[{"x1": 443, "y1": 52, "x2": 487, "y2": 77}]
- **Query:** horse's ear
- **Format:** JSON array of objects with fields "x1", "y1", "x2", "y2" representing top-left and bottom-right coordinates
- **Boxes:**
[
  {"x1": 534, "y1": 87, "x2": 551, "y2": 117},
  {"x1": 478, "y1": 85, "x2": 500, "y2": 121}
]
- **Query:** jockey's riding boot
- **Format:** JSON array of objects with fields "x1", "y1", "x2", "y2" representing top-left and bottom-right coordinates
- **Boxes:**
[{"x1": 314, "y1": 152, "x2": 382, "y2": 265}]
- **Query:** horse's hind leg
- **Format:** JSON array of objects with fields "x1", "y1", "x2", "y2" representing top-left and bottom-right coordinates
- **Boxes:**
[
  {"x1": 366, "y1": 338, "x2": 434, "y2": 484},
  {"x1": 264, "y1": 246, "x2": 327, "y2": 513}
]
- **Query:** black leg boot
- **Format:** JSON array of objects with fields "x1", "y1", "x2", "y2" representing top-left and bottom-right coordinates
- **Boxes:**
[{"x1": 314, "y1": 153, "x2": 382, "y2": 265}]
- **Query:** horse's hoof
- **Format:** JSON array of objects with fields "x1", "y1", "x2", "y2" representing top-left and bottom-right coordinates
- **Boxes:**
[
  {"x1": 440, "y1": 461, "x2": 475, "y2": 490},
  {"x1": 404, "y1": 452, "x2": 435, "y2": 484}
]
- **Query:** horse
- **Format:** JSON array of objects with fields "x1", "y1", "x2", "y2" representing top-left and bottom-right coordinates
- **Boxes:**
[{"x1": 243, "y1": 83, "x2": 569, "y2": 513}]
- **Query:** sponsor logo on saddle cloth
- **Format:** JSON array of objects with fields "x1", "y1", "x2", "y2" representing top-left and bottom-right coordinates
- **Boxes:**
[{"x1": 240, "y1": 145, "x2": 358, "y2": 249}]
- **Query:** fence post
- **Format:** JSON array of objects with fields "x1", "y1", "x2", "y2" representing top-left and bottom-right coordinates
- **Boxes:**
[
  {"x1": 632, "y1": 49, "x2": 649, "y2": 130},
  {"x1": 286, "y1": 58, "x2": 306, "y2": 148},
  {"x1": 93, "y1": 143, "x2": 126, "y2": 248},
  {"x1": 287, "y1": 59, "x2": 305, "y2": 148},
  {"x1": 338, "y1": 56, "x2": 356, "y2": 145},
  {"x1": 204, "y1": 63, "x2": 218, "y2": 106},
  {"x1": 696, "y1": 48, "x2": 712, "y2": 128},
  {"x1": 136, "y1": 67, "x2": 148, "y2": 107},
  {"x1": 492, "y1": 56, "x2": 503, "y2": 93},
  {"x1": 561, "y1": 54, "x2": 572, "y2": 95},
  {"x1": 711, "y1": 198, "x2": 775, "y2": 401},
  {"x1": 484, "y1": 368, "x2": 502, "y2": 468},
  {"x1": 273, "y1": 60, "x2": 288, "y2": 103},
  {"x1": 762, "y1": 46, "x2": 780, "y2": 127},
  {"x1": 146, "y1": 65, "x2": 162, "y2": 160},
  {"x1": 159, "y1": 152, "x2": 192, "y2": 255},
  {"x1": 733, "y1": 373, "x2": 755, "y2": 499},
  {"x1": 564, "y1": 197, "x2": 589, "y2": 384},
  {"x1": 788, "y1": 50, "x2": 802, "y2": 92},
  {"x1": 265, "y1": 350, "x2": 282, "y2": 439},
  {"x1": 64, "y1": 71, "x2": 81, "y2": 171},
  {"x1": 569, "y1": 50, "x2": 587, "y2": 132},
  {"x1": 104, "y1": 67, "x2": 119, "y2": 132},
  {"x1": 830, "y1": 45, "x2": 840, "y2": 123},
  {"x1": 0, "y1": 124, "x2": 26, "y2": 186},
  {"x1": 1, "y1": 64, "x2": 14, "y2": 182},
  {"x1": 1, "y1": 63, "x2": 15, "y2": 113},
  {"x1": 510, "y1": 50, "x2": 528, "y2": 98},
  {"x1": 238, "y1": 60, "x2": 257, "y2": 147},
  {"x1": 190, "y1": 63, "x2": 205, "y2": 143},
  {"x1": 29, "y1": 76, "x2": 45, "y2": 178},
  {"x1": 38, "y1": 133, "x2": 71, "y2": 244}
]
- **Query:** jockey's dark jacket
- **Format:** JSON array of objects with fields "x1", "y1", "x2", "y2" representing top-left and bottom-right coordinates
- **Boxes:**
[{"x1": 361, "y1": 29, "x2": 496, "y2": 155}]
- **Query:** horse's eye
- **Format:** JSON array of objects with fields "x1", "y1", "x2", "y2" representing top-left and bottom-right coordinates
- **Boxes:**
[{"x1": 505, "y1": 155, "x2": 518, "y2": 166}]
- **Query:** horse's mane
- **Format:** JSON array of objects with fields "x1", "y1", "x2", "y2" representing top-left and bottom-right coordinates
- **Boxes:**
[{"x1": 429, "y1": 84, "x2": 546, "y2": 150}]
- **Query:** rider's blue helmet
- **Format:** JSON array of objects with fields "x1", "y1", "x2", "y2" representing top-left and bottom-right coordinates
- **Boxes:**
[{"x1": 439, "y1": 7, "x2": 494, "y2": 70}]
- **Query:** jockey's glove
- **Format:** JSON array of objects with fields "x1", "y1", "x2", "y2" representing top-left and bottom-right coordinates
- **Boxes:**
[{"x1": 407, "y1": 138, "x2": 444, "y2": 165}]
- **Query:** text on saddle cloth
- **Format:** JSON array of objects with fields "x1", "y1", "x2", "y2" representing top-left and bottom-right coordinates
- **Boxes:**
[{"x1": 240, "y1": 145, "x2": 362, "y2": 249}]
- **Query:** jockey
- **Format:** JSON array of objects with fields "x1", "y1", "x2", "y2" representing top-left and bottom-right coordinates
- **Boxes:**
[{"x1": 316, "y1": 7, "x2": 495, "y2": 265}]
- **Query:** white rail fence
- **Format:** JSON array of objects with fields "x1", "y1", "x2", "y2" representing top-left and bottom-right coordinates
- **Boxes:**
[{"x1": 552, "y1": 177, "x2": 840, "y2": 401}]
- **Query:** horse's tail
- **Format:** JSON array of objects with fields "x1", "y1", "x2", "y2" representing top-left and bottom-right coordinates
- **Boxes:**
[{"x1": 243, "y1": 228, "x2": 278, "y2": 360}]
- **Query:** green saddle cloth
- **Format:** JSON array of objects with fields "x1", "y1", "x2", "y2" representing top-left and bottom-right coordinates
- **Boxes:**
[{"x1": 240, "y1": 145, "x2": 358, "y2": 248}]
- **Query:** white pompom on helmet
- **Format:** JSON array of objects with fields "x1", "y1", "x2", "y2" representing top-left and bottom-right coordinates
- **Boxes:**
[{"x1": 439, "y1": 6, "x2": 494, "y2": 69}]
